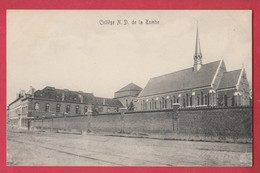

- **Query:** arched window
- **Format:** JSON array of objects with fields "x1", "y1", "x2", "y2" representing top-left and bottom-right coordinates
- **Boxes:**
[
  {"x1": 232, "y1": 96, "x2": 235, "y2": 106},
  {"x1": 201, "y1": 92, "x2": 204, "y2": 105},
  {"x1": 186, "y1": 94, "x2": 189, "y2": 106},
  {"x1": 56, "y1": 104, "x2": 60, "y2": 113},
  {"x1": 224, "y1": 95, "x2": 228, "y2": 106},
  {"x1": 66, "y1": 105, "x2": 70, "y2": 113},
  {"x1": 34, "y1": 102, "x2": 39, "y2": 111},
  {"x1": 205, "y1": 95, "x2": 208, "y2": 105},
  {"x1": 75, "y1": 105, "x2": 79, "y2": 114},
  {"x1": 45, "y1": 103, "x2": 50, "y2": 112},
  {"x1": 162, "y1": 97, "x2": 165, "y2": 108},
  {"x1": 183, "y1": 98, "x2": 186, "y2": 107}
]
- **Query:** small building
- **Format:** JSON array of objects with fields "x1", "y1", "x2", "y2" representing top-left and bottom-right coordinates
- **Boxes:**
[
  {"x1": 7, "y1": 86, "x2": 123, "y2": 127},
  {"x1": 114, "y1": 83, "x2": 142, "y2": 109},
  {"x1": 135, "y1": 26, "x2": 250, "y2": 111}
]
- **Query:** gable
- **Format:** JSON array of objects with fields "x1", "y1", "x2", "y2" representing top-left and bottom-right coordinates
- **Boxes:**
[{"x1": 217, "y1": 69, "x2": 242, "y2": 90}]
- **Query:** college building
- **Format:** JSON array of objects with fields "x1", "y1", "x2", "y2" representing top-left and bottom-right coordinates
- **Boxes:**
[
  {"x1": 134, "y1": 26, "x2": 250, "y2": 111},
  {"x1": 7, "y1": 86, "x2": 123, "y2": 126}
]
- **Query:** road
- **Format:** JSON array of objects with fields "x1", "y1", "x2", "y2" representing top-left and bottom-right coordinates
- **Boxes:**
[{"x1": 7, "y1": 129, "x2": 252, "y2": 166}]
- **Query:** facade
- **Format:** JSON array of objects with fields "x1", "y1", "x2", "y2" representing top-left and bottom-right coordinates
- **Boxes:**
[
  {"x1": 135, "y1": 27, "x2": 250, "y2": 111},
  {"x1": 114, "y1": 83, "x2": 142, "y2": 109},
  {"x1": 7, "y1": 86, "x2": 123, "y2": 127}
]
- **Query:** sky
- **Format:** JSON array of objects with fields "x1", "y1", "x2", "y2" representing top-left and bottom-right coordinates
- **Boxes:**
[{"x1": 7, "y1": 10, "x2": 252, "y2": 104}]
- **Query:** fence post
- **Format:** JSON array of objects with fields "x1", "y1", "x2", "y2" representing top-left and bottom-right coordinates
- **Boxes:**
[
  {"x1": 87, "y1": 108, "x2": 93, "y2": 133},
  {"x1": 119, "y1": 108, "x2": 127, "y2": 133},
  {"x1": 172, "y1": 104, "x2": 180, "y2": 133}
]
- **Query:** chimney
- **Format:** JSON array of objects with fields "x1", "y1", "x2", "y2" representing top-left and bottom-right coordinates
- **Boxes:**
[
  {"x1": 78, "y1": 94, "x2": 83, "y2": 103},
  {"x1": 30, "y1": 86, "x2": 35, "y2": 98},
  {"x1": 62, "y1": 92, "x2": 65, "y2": 101}
]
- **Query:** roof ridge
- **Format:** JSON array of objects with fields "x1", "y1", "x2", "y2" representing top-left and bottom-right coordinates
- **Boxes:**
[
  {"x1": 223, "y1": 69, "x2": 242, "y2": 73},
  {"x1": 151, "y1": 60, "x2": 221, "y2": 80}
]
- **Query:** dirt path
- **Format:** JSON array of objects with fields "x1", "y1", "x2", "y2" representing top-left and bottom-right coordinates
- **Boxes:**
[{"x1": 7, "y1": 130, "x2": 252, "y2": 166}]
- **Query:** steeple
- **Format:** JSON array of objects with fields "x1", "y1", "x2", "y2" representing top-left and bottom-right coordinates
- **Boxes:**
[{"x1": 193, "y1": 23, "x2": 202, "y2": 72}]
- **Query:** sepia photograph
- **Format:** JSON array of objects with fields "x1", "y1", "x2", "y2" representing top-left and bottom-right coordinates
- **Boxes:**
[{"x1": 6, "y1": 10, "x2": 252, "y2": 166}]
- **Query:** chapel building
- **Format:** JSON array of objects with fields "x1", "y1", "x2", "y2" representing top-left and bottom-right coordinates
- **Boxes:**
[{"x1": 135, "y1": 26, "x2": 250, "y2": 110}]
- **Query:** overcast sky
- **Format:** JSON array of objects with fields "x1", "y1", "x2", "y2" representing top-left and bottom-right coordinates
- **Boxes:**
[{"x1": 7, "y1": 10, "x2": 252, "y2": 104}]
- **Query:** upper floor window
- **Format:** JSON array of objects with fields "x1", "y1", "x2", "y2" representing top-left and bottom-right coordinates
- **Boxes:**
[
  {"x1": 34, "y1": 102, "x2": 39, "y2": 111},
  {"x1": 75, "y1": 105, "x2": 80, "y2": 114},
  {"x1": 56, "y1": 104, "x2": 60, "y2": 113},
  {"x1": 84, "y1": 106, "x2": 88, "y2": 113},
  {"x1": 45, "y1": 103, "x2": 50, "y2": 112},
  {"x1": 66, "y1": 105, "x2": 70, "y2": 113}
]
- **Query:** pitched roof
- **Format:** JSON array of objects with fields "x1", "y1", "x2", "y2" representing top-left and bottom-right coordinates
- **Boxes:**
[
  {"x1": 217, "y1": 69, "x2": 242, "y2": 90},
  {"x1": 115, "y1": 83, "x2": 142, "y2": 93},
  {"x1": 139, "y1": 60, "x2": 221, "y2": 97},
  {"x1": 33, "y1": 86, "x2": 122, "y2": 107}
]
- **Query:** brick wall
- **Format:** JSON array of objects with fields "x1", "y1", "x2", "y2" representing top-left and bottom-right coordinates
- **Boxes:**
[
  {"x1": 178, "y1": 106, "x2": 252, "y2": 139},
  {"x1": 32, "y1": 106, "x2": 252, "y2": 140}
]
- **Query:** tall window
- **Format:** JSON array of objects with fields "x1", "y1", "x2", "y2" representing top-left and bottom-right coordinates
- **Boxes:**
[
  {"x1": 75, "y1": 105, "x2": 79, "y2": 114},
  {"x1": 150, "y1": 102, "x2": 152, "y2": 110},
  {"x1": 45, "y1": 103, "x2": 50, "y2": 112},
  {"x1": 170, "y1": 100, "x2": 173, "y2": 108},
  {"x1": 162, "y1": 97, "x2": 165, "y2": 108},
  {"x1": 84, "y1": 106, "x2": 88, "y2": 113},
  {"x1": 155, "y1": 101, "x2": 157, "y2": 109},
  {"x1": 232, "y1": 96, "x2": 235, "y2": 106},
  {"x1": 165, "y1": 98, "x2": 167, "y2": 108},
  {"x1": 201, "y1": 92, "x2": 204, "y2": 105},
  {"x1": 66, "y1": 105, "x2": 70, "y2": 113},
  {"x1": 224, "y1": 95, "x2": 228, "y2": 106},
  {"x1": 160, "y1": 101, "x2": 162, "y2": 109},
  {"x1": 186, "y1": 94, "x2": 189, "y2": 106},
  {"x1": 190, "y1": 96, "x2": 192, "y2": 106},
  {"x1": 205, "y1": 95, "x2": 208, "y2": 105},
  {"x1": 56, "y1": 104, "x2": 60, "y2": 113},
  {"x1": 34, "y1": 102, "x2": 39, "y2": 111},
  {"x1": 126, "y1": 99, "x2": 128, "y2": 107},
  {"x1": 183, "y1": 98, "x2": 186, "y2": 107},
  {"x1": 197, "y1": 96, "x2": 200, "y2": 106},
  {"x1": 177, "y1": 98, "x2": 179, "y2": 103},
  {"x1": 174, "y1": 96, "x2": 176, "y2": 103}
]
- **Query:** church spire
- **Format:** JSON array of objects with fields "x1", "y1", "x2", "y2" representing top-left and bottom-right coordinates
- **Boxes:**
[{"x1": 193, "y1": 22, "x2": 202, "y2": 72}]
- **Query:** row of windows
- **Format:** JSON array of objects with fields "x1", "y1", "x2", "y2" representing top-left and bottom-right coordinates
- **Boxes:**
[
  {"x1": 141, "y1": 92, "x2": 214, "y2": 110},
  {"x1": 34, "y1": 103, "x2": 90, "y2": 114}
]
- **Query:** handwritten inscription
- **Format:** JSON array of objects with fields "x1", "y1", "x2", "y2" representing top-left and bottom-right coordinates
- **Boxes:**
[{"x1": 99, "y1": 19, "x2": 160, "y2": 26}]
